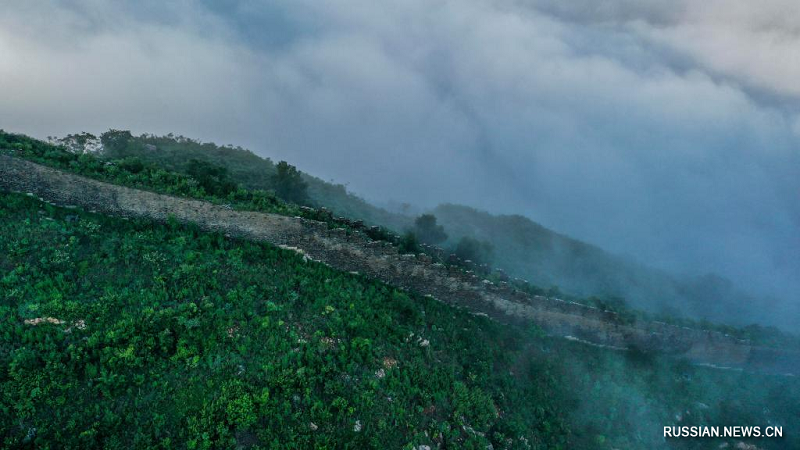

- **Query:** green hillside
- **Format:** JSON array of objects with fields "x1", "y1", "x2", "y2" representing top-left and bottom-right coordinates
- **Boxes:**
[
  {"x1": 2, "y1": 192, "x2": 798, "y2": 449},
  {"x1": 93, "y1": 131, "x2": 410, "y2": 231},
  {"x1": 0, "y1": 192, "x2": 569, "y2": 448},
  {"x1": 2, "y1": 130, "x2": 795, "y2": 342},
  {"x1": 1, "y1": 131, "x2": 799, "y2": 449},
  {"x1": 42, "y1": 130, "x2": 789, "y2": 330}
]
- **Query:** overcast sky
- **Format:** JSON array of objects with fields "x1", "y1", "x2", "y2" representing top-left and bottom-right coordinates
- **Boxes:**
[{"x1": 1, "y1": 0, "x2": 798, "y2": 312}]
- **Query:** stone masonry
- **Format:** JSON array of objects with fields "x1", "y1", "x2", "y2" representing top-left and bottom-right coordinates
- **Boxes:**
[{"x1": 1, "y1": 155, "x2": 797, "y2": 375}]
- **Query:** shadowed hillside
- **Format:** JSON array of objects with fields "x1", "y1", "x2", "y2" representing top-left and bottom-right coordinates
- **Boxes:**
[{"x1": 433, "y1": 204, "x2": 793, "y2": 330}]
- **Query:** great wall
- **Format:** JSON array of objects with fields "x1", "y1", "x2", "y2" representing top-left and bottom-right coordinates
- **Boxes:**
[{"x1": 1, "y1": 154, "x2": 798, "y2": 375}]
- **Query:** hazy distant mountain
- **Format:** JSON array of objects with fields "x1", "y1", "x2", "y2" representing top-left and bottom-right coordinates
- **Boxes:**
[{"x1": 433, "y1": 203, "x2": 794, "y2": 329}]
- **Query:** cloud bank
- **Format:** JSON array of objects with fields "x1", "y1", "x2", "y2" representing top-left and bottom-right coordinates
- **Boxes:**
[{"x1": 1, "y1": 0, "x2": 798, "y2": 324}]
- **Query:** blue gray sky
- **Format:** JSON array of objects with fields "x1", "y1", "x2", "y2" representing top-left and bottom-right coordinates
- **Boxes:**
[{"x1": 1, "y1": 0, "x2": 798, "y2": 318}]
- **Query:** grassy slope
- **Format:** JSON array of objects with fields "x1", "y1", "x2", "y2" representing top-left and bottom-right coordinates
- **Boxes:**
[
  {"x1": 0, "y1": 193, "x2": 568, "y2": 449},
  {"x1": 3, "y1": 130, "x2": 798, "y2": 345},
  {"x1": 0, "y1": 131, "x2": 405, "y2": 243},
  {"x1": 39, "y1": 131, "x2": 791, "y2": 330},
  {"x1": 74, "y1": 131, "x2": 791, "y2": 330},
  {"x1": 100, "y1": 133, "x2": 410, "y2": 230},
  {"x1": 1, "y1": 194, "x2": 798, "y2": 450},
  {"x1": 2, "y1": 130, "x2": 799, "y2": 449}
]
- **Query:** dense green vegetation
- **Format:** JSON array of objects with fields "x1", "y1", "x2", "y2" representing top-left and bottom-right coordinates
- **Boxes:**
[
  {"x1": 3, "y1": 130, "x2": 796, "y2": 348},
  {"x1": 1, "y1": 131, "x2": 297, "y2": 218},
  {"x1": 272, "y1": 161, "x2": 310, "y2": 205},
  {"x1": 22, "y1": 129, "x2": 794, "y2": 333},
  {"x1": 0, "y1": 131, "x2": 494, "y2": 277},
  {"x1": 1, "y1": 193, "x2": 798, "y2": 449},
  {"x1": 0, "y1": 130, "x2": 403, "y2": 242},
  {"x1": 95, "y1": 130, "x2": 407, "y2": 229},
  {"x1": 0, "y1": 192, "x2": 568, "y2": 448}
]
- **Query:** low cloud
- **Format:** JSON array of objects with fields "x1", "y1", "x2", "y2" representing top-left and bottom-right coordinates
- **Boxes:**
[{"x1": 1, "y1": 0, "x2": 797, "y2": 322}]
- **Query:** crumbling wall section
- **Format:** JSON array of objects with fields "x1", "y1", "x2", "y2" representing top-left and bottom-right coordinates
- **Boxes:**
[{"x1": 1, "y1": 155, "x2": 796, "y2": 374}]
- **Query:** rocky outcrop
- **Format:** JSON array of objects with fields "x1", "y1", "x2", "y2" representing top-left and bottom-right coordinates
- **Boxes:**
[{"x1": 1, "y1": 155, "x2": 797, "y2": 375}]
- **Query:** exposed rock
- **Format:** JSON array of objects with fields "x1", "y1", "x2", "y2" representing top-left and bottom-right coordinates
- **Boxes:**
[
  {"x1": 24, "y1": 317, "x2": 64, "y2": 326},
  {"x1": 382, "y1": 357, "x2": 398, "y2": 369},
  {"x1": 24, "y1": 317, "x2": 86, "y2": 333}
]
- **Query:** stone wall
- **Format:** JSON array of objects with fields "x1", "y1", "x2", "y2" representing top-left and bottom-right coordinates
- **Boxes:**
[{"x1": 1, "y1": 155, "x2": 797, "y2": 375}]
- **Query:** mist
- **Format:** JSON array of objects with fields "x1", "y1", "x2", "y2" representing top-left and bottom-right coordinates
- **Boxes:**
[{"x1": 1, "y1": 0, "x2": 798, "y2": 328}]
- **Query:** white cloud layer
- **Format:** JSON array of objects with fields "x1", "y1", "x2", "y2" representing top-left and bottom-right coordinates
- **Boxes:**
[{"x1": 1, "y1": 0, "x2": 798, "y2": 323}]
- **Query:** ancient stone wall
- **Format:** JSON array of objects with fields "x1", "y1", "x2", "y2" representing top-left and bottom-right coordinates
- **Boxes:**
[{"x1": 1, "y1": 155, "x2": 797, "y2": 374}]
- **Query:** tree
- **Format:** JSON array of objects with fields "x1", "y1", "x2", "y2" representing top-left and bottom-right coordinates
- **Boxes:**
[
  {"x1": 186, "y1": 159, "x2": 237, "y2": 196},
  {"x1": 398, "y1": 231, "x2": 421, "y2": 254},
  {"x1": 272, "y1": 161, "x2": 309, "y2": 204},
  {"x1": 100, "y1": 129, "x2": 133, "y2": 156},
  {"x1": 119, "y1": 156, "x2": 145, "y2": 174},
  {"x1": 454, "y1": 236, "x2": 492, "y2": 265},
  {"x1": 413, "y1": 214, "x2": 447, "y2": 245}
]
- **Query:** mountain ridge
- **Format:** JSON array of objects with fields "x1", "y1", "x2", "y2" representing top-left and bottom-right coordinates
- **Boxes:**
[
  {"x1": 3, "y1": 154, "x2": 797, "y2": 376},
  {"x1": 51, "y1": 131, "x2": 788, "y2": 329},
  {"x1": 7, "y1": 130, "x2": 796, "y2": 332}
]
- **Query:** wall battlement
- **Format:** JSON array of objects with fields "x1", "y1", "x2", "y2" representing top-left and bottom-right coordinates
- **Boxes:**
[{"x1": 1, "y1": 155, "x2": 797, "y2": 374}]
